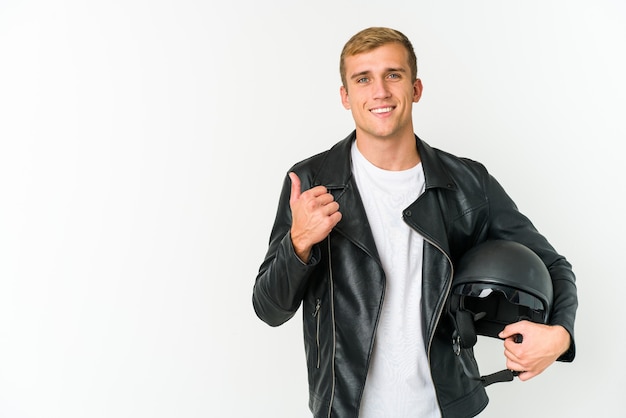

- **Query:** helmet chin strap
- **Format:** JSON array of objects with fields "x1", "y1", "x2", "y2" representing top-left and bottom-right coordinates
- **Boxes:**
[
  {"x1": 480, "y1": 333, "x2": 524, "y2": 386},
  {"x1": 452, "y1": 307, "x2": 526, "y2": 387},
  {"x1": 480, "y1": 369, "x2": 520, "y2": 386}
]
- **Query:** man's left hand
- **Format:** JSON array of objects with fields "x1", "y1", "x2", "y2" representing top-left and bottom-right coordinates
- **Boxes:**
[{"x1": 498, "y1": 321, "x2": 571, "y2": 381}]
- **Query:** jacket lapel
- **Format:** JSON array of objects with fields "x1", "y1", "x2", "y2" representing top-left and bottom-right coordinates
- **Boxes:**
[
  {"x1": 312, "y1": 132, "x2": 381, "y2": 262},
  {"x1": 311, "y1": 132, "x2": 457, "y2": 265},
  {"x1": 405, "y1": 136, "x2": 457, "y2": 256}
]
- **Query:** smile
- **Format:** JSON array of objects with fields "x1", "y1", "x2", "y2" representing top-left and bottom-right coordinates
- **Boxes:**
[{"x1": 370, "y1": 107, "x2": 394, "y2": 114}]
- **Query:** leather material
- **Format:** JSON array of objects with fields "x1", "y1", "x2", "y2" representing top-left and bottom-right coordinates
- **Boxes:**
[{"x1": 253, "y1": 131, "x2": 578, "y2": 417}]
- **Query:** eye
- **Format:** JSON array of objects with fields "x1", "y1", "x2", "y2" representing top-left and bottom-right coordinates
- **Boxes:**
[
  {"x1": 388, "y1": 73, "x2": 401, "y2": 80},
  {"x1": 356, "y1": 77, "x2": 369, "y2": 84}
]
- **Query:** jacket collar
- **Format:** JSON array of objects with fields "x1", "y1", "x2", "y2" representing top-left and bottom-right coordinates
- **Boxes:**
[
  {"x1": 312, "y1": 130, "x2": 457, "y2": 192},
  {"x1": 311, "y1": 130, "x2": 455, "y2": 259}
]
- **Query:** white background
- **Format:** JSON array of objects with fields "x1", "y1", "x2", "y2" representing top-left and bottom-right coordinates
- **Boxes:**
[{"x1": 1, "y1": 1, "x2": 624, "y2": 417}]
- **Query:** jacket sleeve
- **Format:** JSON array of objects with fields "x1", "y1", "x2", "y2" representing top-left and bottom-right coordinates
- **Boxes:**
[
  {"x1": 252, "y1": 172, "x2": 321, "y2": 327},
  {"x1": 483, "y1": 170, "x2": 578, "y2": 362}
]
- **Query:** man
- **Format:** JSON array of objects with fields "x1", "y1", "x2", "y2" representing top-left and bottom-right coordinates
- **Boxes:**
[{"x1": 252, "y1": 27, "x2": 577, "y2": 418}]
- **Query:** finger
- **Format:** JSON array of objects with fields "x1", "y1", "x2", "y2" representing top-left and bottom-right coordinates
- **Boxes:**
[
  {"x1": 516, "y1": 371, "x2": 538, "y2": 381},
  {"x1": 289, "y1": 172, "x2": 301, "y2": 203},
  {"x1": 504, "y1": 352, "x2": 528, "y2": 375},
  {"x1": 329, "y1": 210, "x2": 342, "y2": 226},
  {"x1": 316, "y1": 192, "x2": 336, "y2": 207},
  {"x1": 502, "y1": 335, "x2": 524, "y2": 351},
  {"x1": 499, "y1": 325, "x2": 517, "y2": 340},
  {"x1": 503, "y1": 337, "x2": 527, "y2": 363},
  {"x1": 320, "y1": 201, "x2": 341, "y2": 216},
  {"x1": 503, "y1": 346, "x2": 522, "y2": 364},
  {"x1": 498, "y1": 320, "x2": 527, "y2": 340}
]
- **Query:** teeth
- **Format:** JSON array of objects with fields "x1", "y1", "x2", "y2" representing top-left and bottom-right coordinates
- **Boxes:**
[{"x1": 371, "y1": 107, "x2": 393, "y2": 114}]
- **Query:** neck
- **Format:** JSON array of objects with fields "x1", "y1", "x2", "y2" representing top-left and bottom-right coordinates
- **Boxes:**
[{"x1": 355, "y1": 132, "x2": 420, "y2": 171}]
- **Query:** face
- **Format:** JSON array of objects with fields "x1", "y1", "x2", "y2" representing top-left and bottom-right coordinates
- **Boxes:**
[{"x1": 340, "y1": 43, "x2": 422, "y2": 142}]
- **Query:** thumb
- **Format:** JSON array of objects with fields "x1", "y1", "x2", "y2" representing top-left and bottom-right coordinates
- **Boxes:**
[
  {"x1": 289, "y1": 172, "x2": 301, "y2": 203},
  {"x1": 499, "y1": 321, "x2": 524, "y2": 340}
]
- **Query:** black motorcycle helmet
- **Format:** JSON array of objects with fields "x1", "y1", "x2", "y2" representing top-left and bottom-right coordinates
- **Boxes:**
[
  {"x1": 449, "y1": 240, "x2": 554, "y2": 386},
  {"x1": 452, "y1": 239, "x2": 553, "y2": 339}
]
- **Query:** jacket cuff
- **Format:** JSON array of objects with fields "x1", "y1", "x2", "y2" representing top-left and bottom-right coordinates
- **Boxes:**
[
  {"x1": 557, "y1": 333, "x2": 576, "y2": 362},
  {"x1": 288, "y1": 233, "x2": 321, "y2": 266}
]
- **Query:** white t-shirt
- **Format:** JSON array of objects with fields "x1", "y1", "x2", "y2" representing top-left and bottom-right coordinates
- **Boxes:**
[{"x1": 351, "y1": 142, "x2": 440, "y2": 418}]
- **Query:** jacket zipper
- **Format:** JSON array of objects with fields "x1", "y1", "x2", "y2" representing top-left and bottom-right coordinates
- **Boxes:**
[
  {"x1": 313, "y1": 298, "x2": 322, "y2": 369},
  {"x1": 423, "y1": 236, "x2": 454, "y2": 365},
  {"x1": 326, "y1": 237, "x2": 337, "y2": 418}
]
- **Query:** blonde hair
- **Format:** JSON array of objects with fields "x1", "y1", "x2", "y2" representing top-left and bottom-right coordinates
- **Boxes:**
[{"x1": 340, "y1": 27, "x2": 418, "y2": 88}]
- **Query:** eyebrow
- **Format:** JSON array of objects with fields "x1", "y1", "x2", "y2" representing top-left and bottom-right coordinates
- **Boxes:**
[{"x1": 349, "y1": 67, "x2": 407, "y2": 80}]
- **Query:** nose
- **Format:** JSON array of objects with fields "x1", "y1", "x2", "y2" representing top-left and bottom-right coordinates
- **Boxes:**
[{"x1": 372, "y1": 78, "x2": 391, "y2": 100}]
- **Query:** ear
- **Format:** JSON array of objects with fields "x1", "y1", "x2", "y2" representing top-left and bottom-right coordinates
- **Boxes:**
[
  {"x1": 413, "y1": 78, "x2": 423, "y2": 103},
  {"x1": 340, "y1": 85, "x2": 351, "y2": 109}
]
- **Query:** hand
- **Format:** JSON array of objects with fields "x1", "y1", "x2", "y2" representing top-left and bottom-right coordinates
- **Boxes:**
[
  {"x1": 498, "y1": 321, "x2": 571, "y2": 381},
  {"x1": 288, "y1": 172, "x2": 342, "y2": 262}
]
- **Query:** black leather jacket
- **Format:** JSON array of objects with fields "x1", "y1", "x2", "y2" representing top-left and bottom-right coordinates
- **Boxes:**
[{"x1": 253, "y1": 132, "x2": 577, "y2": 418}]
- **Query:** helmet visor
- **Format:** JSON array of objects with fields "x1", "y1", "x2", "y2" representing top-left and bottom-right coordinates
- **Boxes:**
[{"x1": 454, "y1": 283, "x2": 546, "y2": 312}]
